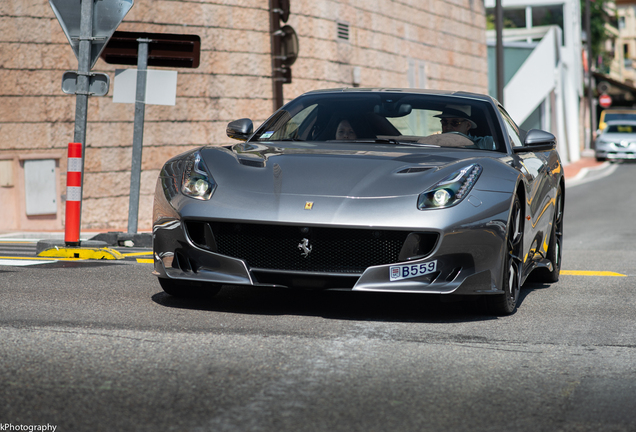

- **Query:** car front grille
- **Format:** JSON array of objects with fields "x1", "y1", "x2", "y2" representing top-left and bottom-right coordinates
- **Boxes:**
[{"x1": 185, "y1": 221, "x2": 437, "y2": 274}]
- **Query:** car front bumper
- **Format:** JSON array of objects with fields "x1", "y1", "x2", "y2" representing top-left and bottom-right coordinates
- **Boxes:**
[
  {"x1": 153, "y1": 207, "x2": 510, "y2": 297},
  {"x1": 595, "y1": 145, "x2": 636, "y2": 160}
]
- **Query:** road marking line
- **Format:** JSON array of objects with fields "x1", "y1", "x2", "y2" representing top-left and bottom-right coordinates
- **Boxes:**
[
  {"x1": 123, "y1": 252, "x2": 153, "y2": 257},
  {"x1": 562, "y1": 270, "x2": 626, "y2": 277},
  {"x1": 0, "y1": 256, "x2": 73, "y2": 261},
  {"x1": 0, "y1": 259, "x2": 57, "y2": 266},
  {"x1": 136, "y1": 258, "x2": 154, "y2": 263}
]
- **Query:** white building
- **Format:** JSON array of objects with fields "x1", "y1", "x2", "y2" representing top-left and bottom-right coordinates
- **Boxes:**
[{"x1": 485, "y1": 0, "x2": 584, "y2": 163}]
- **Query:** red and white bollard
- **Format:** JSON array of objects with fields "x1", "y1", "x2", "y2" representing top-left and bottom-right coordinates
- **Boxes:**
[{"x1": 64, "y1": 142, "x2": 83, "y2": 246}]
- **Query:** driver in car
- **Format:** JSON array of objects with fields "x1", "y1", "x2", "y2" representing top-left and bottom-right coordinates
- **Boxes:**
[{"x1": 435, "y1": 105, "x2": 495, "y2": 150}]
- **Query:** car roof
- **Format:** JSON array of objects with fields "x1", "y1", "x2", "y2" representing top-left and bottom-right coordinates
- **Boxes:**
[
  {"x1": 601, "y1": 109, "x2": 636, "y2": 114},
  {"x1": 300, "y1": 88, "x2": 498, "y2": 104},
  {"x1": 604, "y1": 119, "x2": 636, "y2": 125}
]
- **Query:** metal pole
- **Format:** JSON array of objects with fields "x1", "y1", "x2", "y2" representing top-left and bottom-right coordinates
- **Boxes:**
[
  {"x1": 68, "y1": 0, "x2": 94, "y2": 246},
  {"x1": 585, "y1": 0, "x2": 596, "y2": 149},
  {"x1": 269, "y1": 0, "x2": 284, "y2": 111},
  {"x1": 127, "y1": 38, "x2": 150, "y2": 234},
  {"x1": 495, "y1": 0, "x2": 505, "y2": 105}
]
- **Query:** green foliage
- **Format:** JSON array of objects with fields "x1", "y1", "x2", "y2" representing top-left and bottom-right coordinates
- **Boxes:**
[
  {"x1": 486, "y1": 12, "x2": 517, "y2": 31},
  {"x1": 582, "y1": 0, "x2": 616, "y2": 61}
]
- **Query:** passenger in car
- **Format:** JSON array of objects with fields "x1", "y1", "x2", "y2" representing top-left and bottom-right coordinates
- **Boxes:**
[{"x1": 335, "y1": 119, "x2": 358, "y2": 140}]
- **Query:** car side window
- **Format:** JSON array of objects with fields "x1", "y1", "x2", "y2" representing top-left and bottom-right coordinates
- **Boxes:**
[{"x1": 498, "y1": 108, "x2": 523, "y2": 148}]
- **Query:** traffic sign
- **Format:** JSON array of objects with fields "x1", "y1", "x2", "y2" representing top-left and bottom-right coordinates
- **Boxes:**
[
  {"x1": 49, "y1": 0, "x2": 134, "y2": 69},
  {"x1": 599, "y1": 93, "x2": 612, "y2": 108},
  {"x1": 49, "y1": 0, "x2": 134, "y2": 244},
  {"x1": 100, "y1": 31, "x2": 201, "y2": 68},
  {"x1": 279, "y1": 25, "x2": 298, "y2": 67}
]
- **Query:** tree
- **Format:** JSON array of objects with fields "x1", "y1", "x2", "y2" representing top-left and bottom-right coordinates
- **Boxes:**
[{"x1": 583, "y1": 0, "x2": 616, "y2": 71}]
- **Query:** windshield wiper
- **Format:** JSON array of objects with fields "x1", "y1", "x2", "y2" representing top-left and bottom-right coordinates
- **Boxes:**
[
  {"x1": 352, "y1": 139, "x2": 439, "y2": 147},
  {"x1": 351, "y1": 138, "x2": 401, "y2": 145}
]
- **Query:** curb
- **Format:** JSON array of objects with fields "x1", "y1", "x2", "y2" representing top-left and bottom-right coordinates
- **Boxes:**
[
  {"x1": 35, "y1": 239, "x2": 108, "y2": 255},
  {"x1": 567, "y1": 161, "x2": 610, "y2": 183},
  {"x1": 89, "y1": 232, "x2": 153, "y2": 248},
  {"x1": 36, "y1": 242, "x2": 124, "y2": 260},
  {"x1": 565, "y1": 160, "x2": 616, "y2": 188}
]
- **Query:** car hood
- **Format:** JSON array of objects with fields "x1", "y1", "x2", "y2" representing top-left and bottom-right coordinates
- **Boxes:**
[
  {"x1": 200, "y1": 142, "x2": 514, "y2": 198},
  {"x1": 598, "y1": 132, "x2": 636, "y2": 142}
]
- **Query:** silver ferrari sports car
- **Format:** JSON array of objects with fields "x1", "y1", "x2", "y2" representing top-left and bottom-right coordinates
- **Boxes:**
[{"x1": 153, "y1": 89, "x2": 564, "y2": 315}]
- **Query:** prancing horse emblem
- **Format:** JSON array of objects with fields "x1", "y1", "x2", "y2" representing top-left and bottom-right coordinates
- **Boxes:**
[{"x1": 298, "y1": 238, "x2": 312, "y2": 258}]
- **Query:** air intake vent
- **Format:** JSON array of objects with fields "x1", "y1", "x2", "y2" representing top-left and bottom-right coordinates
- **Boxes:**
[
  {"x1": 397, "y1": 167, "x2": 431, "y2": 174},
  {"x1": 239, "y1": 158, "x2": 265, "y2": 168},
  {"x1": 337, "y1": 22, "x2": 350, "y2": 41},
  {"x1": 209, "y1": 222, "x2": 412, "y2": 274}
]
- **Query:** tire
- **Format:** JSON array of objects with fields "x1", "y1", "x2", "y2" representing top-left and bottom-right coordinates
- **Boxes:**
[
  {"x1": 531, "y1": 184, "x2": 563, "y2": 283},
  {"x1": 159, "y1": 278, "x2": 221, "y2": 299},
  {"x1": 487, "y1": 195, "x2": 523, "y2": 315}
]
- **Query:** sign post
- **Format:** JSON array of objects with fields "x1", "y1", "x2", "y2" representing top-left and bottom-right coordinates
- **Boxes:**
[
  {"x1": 66, "y1": 0, "x2": 93, "y2": 246},
  {"x1": 127, "y1": 38, "x2": 151, "y2": 234},
  {"x1": 49, "y1": 0, "x2": 133, "y2": 246},
  {"x1": 100, "y1": 31, "x2": 201, "y2": 233}
]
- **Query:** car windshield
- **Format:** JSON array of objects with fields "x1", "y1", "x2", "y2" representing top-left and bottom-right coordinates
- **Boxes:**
[
  {"x1": 605, "y1": 113, "x2": 636, "y2": 122},
  {"x1": 251, "y1": 92, "x2": 503, "y2": 151},
  {"x1": 605, "y1": 124, "x2": 636, "y2": 133}
]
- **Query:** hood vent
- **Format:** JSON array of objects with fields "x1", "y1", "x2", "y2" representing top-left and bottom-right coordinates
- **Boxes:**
[
  {"x1": 239, "y1": 158, "x2": 265, "y2": 168},
  {"x1": 396, "y1": 166, "x2": 432, "y2": 174}
]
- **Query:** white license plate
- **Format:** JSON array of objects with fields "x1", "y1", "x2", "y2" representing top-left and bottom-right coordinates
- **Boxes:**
[{"x1": 390, "y1": 260, "x2": 437, "y2": 281}]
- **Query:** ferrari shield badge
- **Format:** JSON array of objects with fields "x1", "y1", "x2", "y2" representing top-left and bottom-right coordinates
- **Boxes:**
[{"x1": 304, "y1": 201, "x2": 314, "y2": 210}]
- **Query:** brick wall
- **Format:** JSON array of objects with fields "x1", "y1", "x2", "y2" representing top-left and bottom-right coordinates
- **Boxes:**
[{"x1": 0, "y1": 0, "x2": 488, "y2": 232}]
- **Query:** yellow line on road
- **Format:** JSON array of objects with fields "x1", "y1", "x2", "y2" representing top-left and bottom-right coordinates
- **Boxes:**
[
  {"x1": 136, "y1": 259, "x2": 154, "y2": 263},
  {"x1": 122, "y1": 252, "x2": 153, "y2": 257},
  {"x1": 562, "y1": 270, "x2": 626, "y2": 277}
]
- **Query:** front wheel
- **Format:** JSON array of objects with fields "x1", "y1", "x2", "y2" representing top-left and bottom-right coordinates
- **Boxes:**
[
  {"x1": 159, "y1": 278, "x2": 221, "y2": 299},
  {"x1": 487, "y1": 195, "x2": 523, "y2": 315}
]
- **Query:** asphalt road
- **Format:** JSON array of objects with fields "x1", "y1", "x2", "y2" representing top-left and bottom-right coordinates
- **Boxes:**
[{"x1": 1, "y1": 163, "x2": 635, "y2": 432}]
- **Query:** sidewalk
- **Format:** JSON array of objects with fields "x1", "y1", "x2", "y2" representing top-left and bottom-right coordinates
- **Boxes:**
[{"x1": 563, "y1": 150, "x2": 606, "y2": 181}]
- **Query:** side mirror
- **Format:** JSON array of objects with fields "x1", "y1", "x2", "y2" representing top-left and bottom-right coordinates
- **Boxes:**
[
  {"x1": 227, "y1": 118, "x2": 253, "y2": 141},
  {"x1": 513, "y1": 129, "x2": 556, "y2": 153}
]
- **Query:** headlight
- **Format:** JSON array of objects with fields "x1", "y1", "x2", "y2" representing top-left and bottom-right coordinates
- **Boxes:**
[
  {"x1": 417, "y1": 164, "x2": 482, "y2": 209},
  {"x1": 181, "y1": 151, "x2": 216, "y2": 200}
]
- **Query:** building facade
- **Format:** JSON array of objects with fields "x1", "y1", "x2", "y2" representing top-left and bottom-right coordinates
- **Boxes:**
[
  {"x1": 0, "y1": 0, "x2": 489, "y2": 233},
  {"x1": 484, "y1": 0, "x2": 583, "y2": 162}
]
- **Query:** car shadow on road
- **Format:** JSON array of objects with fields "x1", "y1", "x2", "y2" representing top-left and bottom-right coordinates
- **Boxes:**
[
  {"x1": 520, "y1": 282, "x2": 551, "y2": 297},
  {"x1": 151, "y1": 285, "x2": 518, "y2": 324}
]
